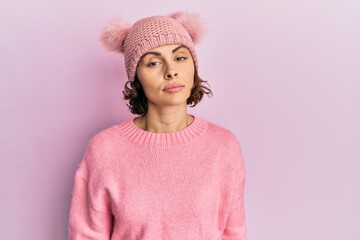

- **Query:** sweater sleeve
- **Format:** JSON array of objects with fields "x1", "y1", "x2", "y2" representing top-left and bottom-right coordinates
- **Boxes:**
[
  {"x1": 68, "y1": 142, "x2": 114, "y2": 240},
  {"x1": 222, "y1": 137, "x2": 247, "y2": 240}
]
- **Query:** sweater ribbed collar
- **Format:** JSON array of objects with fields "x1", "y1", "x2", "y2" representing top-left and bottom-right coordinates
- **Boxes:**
[{"x1": 118, "y1": 116, "x2": 208, "y2": 148}]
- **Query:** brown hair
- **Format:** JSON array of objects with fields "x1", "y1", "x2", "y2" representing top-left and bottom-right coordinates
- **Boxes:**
[{"x1": 123, "y1": 69, "x2": 212, "y2": 115}]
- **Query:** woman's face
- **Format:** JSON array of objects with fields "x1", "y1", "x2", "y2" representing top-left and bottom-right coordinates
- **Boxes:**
[{"x1": 136, "y1": 44, "x2": 195, "y2": 110}]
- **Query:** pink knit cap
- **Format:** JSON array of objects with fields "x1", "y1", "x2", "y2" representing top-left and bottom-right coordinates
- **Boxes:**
[{"x1": 100, "y1": 12, "x2": 204, "y2": 81}]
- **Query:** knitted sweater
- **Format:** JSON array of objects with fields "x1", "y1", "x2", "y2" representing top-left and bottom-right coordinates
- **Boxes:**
[{"x1": 68, "y1": 116, "x2": 247, "y2": 239}]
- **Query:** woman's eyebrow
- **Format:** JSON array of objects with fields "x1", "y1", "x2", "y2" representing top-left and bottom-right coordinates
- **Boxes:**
[
  {"x1": 172, "y1": 45, "x2": 186, "y2": 53},
  {"x1": 142, "y1": 51, "x2": 161, "y2": 58}
]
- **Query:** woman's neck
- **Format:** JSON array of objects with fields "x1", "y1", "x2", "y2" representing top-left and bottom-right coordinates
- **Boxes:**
[{"x1": 134, "y1": 105, "x2": 194, "y2": 133}]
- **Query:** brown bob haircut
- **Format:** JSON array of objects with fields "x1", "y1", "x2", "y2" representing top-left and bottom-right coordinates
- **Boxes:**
[{"x1": 123, "y1": 68, "x2": 212, "y2": 115}]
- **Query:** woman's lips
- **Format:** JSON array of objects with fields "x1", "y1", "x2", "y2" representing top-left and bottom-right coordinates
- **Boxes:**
[{"x1": 163, "y1": 84, "x2": 185, "y2": 93}]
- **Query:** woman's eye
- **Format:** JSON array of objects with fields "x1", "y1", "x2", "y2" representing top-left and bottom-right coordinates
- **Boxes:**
[
  {"x1": 147, "y1": 61, "x2": 160, "y2": 67},
  {"x1": 176, "y1": 56, "x2": 187, "y2": 61}
]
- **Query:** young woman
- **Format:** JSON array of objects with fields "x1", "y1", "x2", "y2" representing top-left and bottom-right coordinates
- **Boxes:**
[{"x1": 68, "y1": 12, "x2": 247, "y2": 239}]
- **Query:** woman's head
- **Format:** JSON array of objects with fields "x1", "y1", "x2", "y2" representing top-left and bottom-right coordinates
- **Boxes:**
[
  {"x1": 124, "y1": 44, "x2": 211, "y2": 115},
  {"x1": 100, "y1": 12, "x2": 212, "y2": 115}
]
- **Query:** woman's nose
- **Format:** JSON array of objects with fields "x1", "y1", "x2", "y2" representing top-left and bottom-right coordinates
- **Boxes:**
[{"x1": 164, "y1": 63, "x2": 178, "y2": 80}]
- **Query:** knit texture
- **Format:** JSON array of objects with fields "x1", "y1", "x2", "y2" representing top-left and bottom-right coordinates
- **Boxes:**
[{"x1": 68, "y1": 116, "x2": 247, "y2": 239}]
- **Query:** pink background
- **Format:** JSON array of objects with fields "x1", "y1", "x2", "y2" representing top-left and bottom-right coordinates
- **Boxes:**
[{"x1": 1, "y1": 0, "x2": 359, "y2": 239}]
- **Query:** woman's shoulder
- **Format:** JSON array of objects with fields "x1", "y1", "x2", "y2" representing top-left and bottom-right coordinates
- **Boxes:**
[
  {"x1": 86, "y1": 118, "x2": 133, "y2": 148},
  {"x1": 203, "y1": 118, "x2": 240, "y2": 144},
  {"x1": 201, "y1": 118, "x2": 244, "y2": 168}
]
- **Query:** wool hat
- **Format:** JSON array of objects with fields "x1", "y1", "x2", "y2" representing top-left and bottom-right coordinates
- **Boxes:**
[{"x1": 100, "y1": 12, "x2": 204, "y2": 81}]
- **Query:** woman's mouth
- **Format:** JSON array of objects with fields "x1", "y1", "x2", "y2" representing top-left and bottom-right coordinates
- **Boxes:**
[{"x1": 163, "y1": 84, "x2": 185, "y2": 93}]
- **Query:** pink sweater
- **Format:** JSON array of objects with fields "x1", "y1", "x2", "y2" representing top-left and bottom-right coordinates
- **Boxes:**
[{"x1": 68, "y1": 116, "x2": 247, "y2": 239}]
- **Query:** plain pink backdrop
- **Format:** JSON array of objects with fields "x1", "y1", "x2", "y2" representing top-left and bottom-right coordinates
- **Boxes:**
[{"x1": 1, "y1": 0, "x2": 359, "y2": 239}]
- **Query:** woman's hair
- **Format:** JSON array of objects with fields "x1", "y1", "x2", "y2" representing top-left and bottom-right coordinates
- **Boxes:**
[{"x1": 123, "y1": 69, "x2": 212, "y2": 115}]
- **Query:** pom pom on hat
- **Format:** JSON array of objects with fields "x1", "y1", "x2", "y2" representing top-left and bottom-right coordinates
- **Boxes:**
[
  {"x1": 100, "y1": 19, "x2": 132, "y2": 53},
  {"x1": 169, "y1": 12, "x2": 204, "y2": 44}
]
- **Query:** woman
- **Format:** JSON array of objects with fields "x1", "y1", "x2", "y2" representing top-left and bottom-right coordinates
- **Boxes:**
[{"x1": 68, "y1": 12, "x2": 247, "y2": 239}]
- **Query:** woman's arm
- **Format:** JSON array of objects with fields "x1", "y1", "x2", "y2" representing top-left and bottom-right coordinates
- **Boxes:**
[
  {"x1": 222, "y1": 175, "x2": 247, "y2": 239},
  {"x1": 68, "y1": 142, "x2": 114, "y2": 240},
  {"x1": 68, "y1": 175, "x2": 113, "y2": 240},
  {"x1": 222, "y1": 136, "x2": 247, "y2": 240}
]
